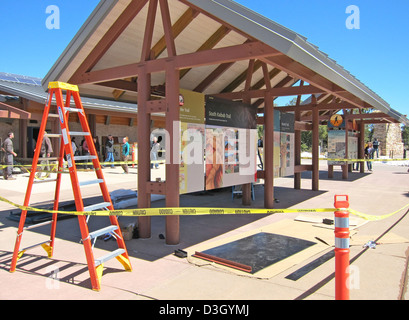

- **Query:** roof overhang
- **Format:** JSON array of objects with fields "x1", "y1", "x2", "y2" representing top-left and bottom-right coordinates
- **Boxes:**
[
  {"x1": 0, "y1": 101, "x2": 31, "y2": 119},
  {"x1": 42, "y1": 0, "x2": 409, "y2": 126}
]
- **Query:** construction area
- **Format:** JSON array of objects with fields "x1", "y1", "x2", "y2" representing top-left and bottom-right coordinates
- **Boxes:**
[
  {"x1": 0, "y1": 160, "x2": 408, "y2": 300},
  {"x1": 1, "y1": 0, "x2": 409, "y2": 303}
]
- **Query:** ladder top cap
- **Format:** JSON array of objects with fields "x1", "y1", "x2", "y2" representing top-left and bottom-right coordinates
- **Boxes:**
[{"x1": 48, "y1": 81, "x2": 79, "y2": 92}]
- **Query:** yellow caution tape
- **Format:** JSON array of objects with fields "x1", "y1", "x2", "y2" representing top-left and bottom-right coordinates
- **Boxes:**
[
  {"x1": 302, "y1": 157, "x2": 408, "y2": 162},
  {"x1": 0, "y1": 195, "x2": 408, "y2": 222},
  {"x1": 0, "y1": 160, "x2": 166, "y2": 169},
  {"x1": 0, "y1": 195, "x2": 334, "y2": 217},
  {"x1": 348, "y1": 203, "x2": 409, "y2": 221}
]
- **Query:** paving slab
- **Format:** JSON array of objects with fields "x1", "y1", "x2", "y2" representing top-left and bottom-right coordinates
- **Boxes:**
[{"x1": 0, "y1": 161, "x2": 408, "y2": 301}]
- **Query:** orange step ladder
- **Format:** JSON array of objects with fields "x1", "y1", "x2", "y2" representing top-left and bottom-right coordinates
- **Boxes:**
[{"x1": 9, "y1": 81, "x2": 132, "y2": 291}]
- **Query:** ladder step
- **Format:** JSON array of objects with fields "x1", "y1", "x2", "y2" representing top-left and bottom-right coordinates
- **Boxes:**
[
  {"x1": 95, "y1": 249, "x2": 125, "y2": 267},
  {"x1": 33, "y1": 178, "x2": 58, "y2": 184},
  {"x1": 89, "y1": 225, "x2": 118, "y2": 240},
  {"x1": 79, "y1": 179, "x2": 104, "y2": 187},
  {"x1": 21, "y1": 240, "x2": 51, "y2": 252},
  {"x1": 69, "y1": 131, "x2": 90, "y2": 136},
  {"x1": 24, "y1": 220, "x2": 53, "y2": 231},
  {"x1": 44, "y1": 133, "x2": 62, "y2": 138},
  {"x1": 73, "y1": 155, "x2": 97, "y2": 161},
  {"x1": 65, "y1": 107, "x2": 82, "y2": 113},
  {"x1": 48, "y1": 113, "x2": 59, "y2": 118},
  {"x1": 83, "y1": 202, "x2": 111, "y2": 212},
  {"x1": 38, "y1": 157, "x2": 59, "y2": 161}
]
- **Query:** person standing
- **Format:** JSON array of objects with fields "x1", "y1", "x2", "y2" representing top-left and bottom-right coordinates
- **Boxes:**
[
  {"x1": 373, "y1": 138, "x2": 380, "y2": 158},
  {"x1": 104, "y1": 135, "x2": 115, "y2": 168},
  {"x1": 365, "y1": 142, "x2": 374, "y2": 171},
  {"x1": 121, "y1": 136, "x2": 130, "y2": 174},
  {"x1": 2, "y1": 131, "x2": 17, "y2": 180},
  {"x1": 82, "y1": 138, "x2": 90, "y2": 169},
  {"x1": 93, "y1": 137, "x2": 100, "y2": 160},
  {"x1": 71, "y1": 137, "x2": 79, "y2": 155},
  {"x1": 37, "y1": 132, "x2": 53, "y2": 178},
  {"x1": 150, "y1": 136, "x2": 160, "y2": 169}
]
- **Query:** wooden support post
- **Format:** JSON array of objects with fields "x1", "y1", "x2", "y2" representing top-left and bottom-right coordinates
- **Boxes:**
[
  {"x1": 342, "y1": 113, "x2": 349, "y2": 180},
  {"x1": 293, "y1": 81, "x2": 304, "y2": 190},
  {"x1": 311, "y1": 98, "x2": 319, "y2": 191},
  {"x1": 359, "y1": 121, "x2": 365, "y2": 173},
  {"x1": 294, "y1": 111, "x2": 301, "y2": 189},
  {"x1": 242, "y1": 59, "x2": 255, "y2": 206},
  {"x1": 165, "y1": 61, "x2": 180, "y2": 245},
  {"x1": 264, "y1": 91, "x2": 274, "y2": 208},
  {"x1": 137, "y1": 65, "x2": 152, "y2": 239},
  {"x1": 328, "y1": 164, "x2": 334, "y2": 179}
]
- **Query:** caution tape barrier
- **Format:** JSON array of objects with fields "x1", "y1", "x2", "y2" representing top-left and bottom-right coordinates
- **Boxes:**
[
  {"x1": 0, "y1": 195, "x2": 408, "y2": 222},
  {"x1": 0, "y1": 160, "x2": 167, "y2": 171},
  {"x1": 302, "y1": 157, "x2": 408, "y2": 162},
  {"x1": 2, "y1": 157, "x2": 407, "y2": 171}
]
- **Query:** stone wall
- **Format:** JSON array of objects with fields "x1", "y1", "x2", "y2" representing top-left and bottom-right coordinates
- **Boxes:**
[{"x1": 372, "y1": 123, "x2": 404, "y2": 158}]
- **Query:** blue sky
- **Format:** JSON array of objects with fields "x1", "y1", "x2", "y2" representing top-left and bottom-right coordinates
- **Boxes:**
[{"x1": 0, "y1": 0, "x2": 408, "y2": 117}]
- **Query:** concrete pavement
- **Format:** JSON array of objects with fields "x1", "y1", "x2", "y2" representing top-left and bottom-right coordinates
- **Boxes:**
[{"x1": 0, "y1": 161, "x2": 408, "y2": 300}]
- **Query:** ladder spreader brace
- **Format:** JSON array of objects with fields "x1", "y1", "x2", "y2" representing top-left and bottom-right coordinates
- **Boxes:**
[{"x1": 9, "y1": 81, "x2": 132, "y2": 291}]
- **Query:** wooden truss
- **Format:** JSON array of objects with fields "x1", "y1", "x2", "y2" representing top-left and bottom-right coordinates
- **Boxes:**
[{"x1": 65, "y1": 0, "x2": 400, "y2": 244}]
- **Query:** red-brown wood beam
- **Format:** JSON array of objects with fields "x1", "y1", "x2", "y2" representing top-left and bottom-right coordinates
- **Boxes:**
[
  {"x1": 264, "y1": 91, "x2": 274, "y2": 208},
  {"x1": 0, "y1": 102, "x2": 31, "y2": 119},
  {"x1": 152, "y1": 7, "x2": 199, "y2": 58},
  {"x1": 114, "y1": 4, "x2": 198, "y2": 98},
  {"x1": 359, "y1": 120, "x2": 365, "y2": 173},
  {"x1": 70, "y1": 0, "x2": 149, "y2": 83},
  {"x1": 180, "y1": 25, "x2": 231, "y2": 80},
  {"x1": 242, "y1": 59, "x2": 255, "y2": 206},
  {"x1": 254, "y1": 73, "x2": 298, "y2": 109},
  {"x1": 294, "y1": 121, "x2": 313, "y2": 131},
  {"x1": 252, "y1": 67, "x2": 281, "y2": 90},
  {"x1": 346, "y1": 112, "x2": 393, "y2": 120},
  {"x1": 137, "y1": 65, "x2": 152, "y2": 239},
  {"x1": 260, "y1": 55, "x2": 364, "y2": 109},
  {"x1": 214, "y1": 85, "x2": 327, "y2": 100},
  {"x1": 141, "y1": 0, "x2": 159, "y2": 62},
  {"x1": 294, "y1": 80, "x2": 303, "y2": 189},
  {"x1": 262, "y1": 62, "x2": 274, "y2": 208},
  {"x1": 165, "y1": 61, "x2": 180, "y2": 245},
  {"x1": 222, "y1": 59, "x2": 262, "y2": 93},
  {"x1": 194, "y1": 62, "x2": 234, "y2": 92},
  {"x1": 311, "y1": 95, "x2": 319, "y2": 191},
  {"x1": 159, "y1": 0, "x2": 177, "y2": 57},
  {"x1": 75, "y1": 41, "x2": 282, "y2": 85},
  {"x1": 276, "y1": 101, "x2": 358, "y2": 112},
  {"x1": 95, "y1": 79, "x2": 138, "y2": 92},
  {"x1": 294, "y1": 164, "x2": 313, "y2": 173}
]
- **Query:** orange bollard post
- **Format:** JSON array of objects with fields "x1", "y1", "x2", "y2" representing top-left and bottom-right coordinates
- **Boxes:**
[{"x1": 334, "y1": 195, "x2": 350, "y2": 300}]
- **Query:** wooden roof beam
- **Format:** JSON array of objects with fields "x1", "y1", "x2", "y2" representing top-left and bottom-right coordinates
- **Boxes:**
[
  {"x1": 75, "y1": 41, "x2": 282, "y2": 85},
  {"x1": 0, "y1": 102, "x2": 31, "y2": 119},
  {"x1": 214, "y1": 84, "x2": 327, "y2": 100},
  {"x1": 260, "y1": 55, "x2": 366, "y2": 109},
  {"x1": 180, "y1": 25, "x2": 231, "y2": 80},
  {"x1": 70, "y1": 0, "x2": 149, "y2": 84}
]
